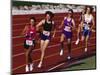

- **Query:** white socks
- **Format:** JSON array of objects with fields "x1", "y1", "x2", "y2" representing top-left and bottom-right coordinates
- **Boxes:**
[
  {"x1": 84, "y1": 48, "x2": 88, "y2": 52},
  {"x1": 25, "y1": 63, "x2": 33, "y2": 72},
  {"x1": 60, "y1": 49, "x2": 63, "y2": 56},
  {"x1": 75, "y1": 39, "x2": 80, "y2": 45},
  {"x1": 67, "y1": 55, "x2": 71, "y2": 60},
  {"x1": 30, "y1": 63, "x2": 33, "y2": 71},
  {"x1": 25, "y1": 65, "x2": 29, "y2": 72},
  {"x1": 38, "y1": 61, "x2": 42, "y2": 68}
]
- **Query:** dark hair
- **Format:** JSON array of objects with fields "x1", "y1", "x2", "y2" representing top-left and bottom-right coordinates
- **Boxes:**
[
  {"x1": 85, "y1": 6, "x2": 93, "y2": 14},
  {"x1": 68, "y1": 9, "x2": 73, "y2": 18},
  {"x1": 81, "y1": 8, "x2": 85, "y2": 15},
  {"x1": 68, "y1": 9, "x2": 73, "y2": 14},
  {"x1": 30, "y1": 17, "x2": 36, "y2": 22},
  {"x1": 45, "y1": 11, "x2": 54, "y2": 19}
]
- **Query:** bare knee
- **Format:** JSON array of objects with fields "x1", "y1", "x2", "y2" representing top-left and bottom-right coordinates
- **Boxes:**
[{"x1": 60, "y1": 34, "x2": 65, "y2": 42}]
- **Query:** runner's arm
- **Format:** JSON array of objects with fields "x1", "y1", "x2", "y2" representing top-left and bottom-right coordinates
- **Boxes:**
[
  {"x1": 72, "y1": 19, "x2": 76, "y2": 30},
  {"x1": 21, "y1": 25, "x2": 27, "y2": 36},
  {"x1": 36, "y1": 19, "x2": 45, "y2": 31},
  {"x1": 52, "y1": 21, "x2": 56, "y2": 37},
  {"x1": 90, "y1": 15, "x2": 95, "y2": 30}
]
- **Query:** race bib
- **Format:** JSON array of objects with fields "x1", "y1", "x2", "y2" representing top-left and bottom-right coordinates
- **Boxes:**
[
  {"x1": 30, "y1": 31, "x2": 33, "y2": 34},
  {"x1": 26, "y1": 40, "x2": 33, "y2": 46},
  {"x1": 43, "y1": 31, "x2": 50, "y2": 36},
  {"x1": 64, "y1": 26, "x2": 71, "y2": 31},
  {"x1": 84, "y1": 24, "x2": 90, "y2": 30}
]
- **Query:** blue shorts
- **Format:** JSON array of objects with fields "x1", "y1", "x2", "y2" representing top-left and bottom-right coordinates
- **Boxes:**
[
  {"x1": 41, "y1": 33, "x2": 51, "y2": 41},
  {"x1": 82, "y1": 29, "x2": 91, "y2": 37},
  {"x1": 63, "y1": 30, "x2": 72, "y2": 39}
]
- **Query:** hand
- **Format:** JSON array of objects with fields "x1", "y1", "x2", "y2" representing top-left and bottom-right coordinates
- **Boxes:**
[
  {"x1": 52, "y1": 34, "x2": 55, "y2": 38},
  {"x1": 91, "y1": 29, "x2": 95, "y2": 32}
]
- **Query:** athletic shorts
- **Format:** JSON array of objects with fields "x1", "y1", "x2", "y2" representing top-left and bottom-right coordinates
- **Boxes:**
[
  {"x1": 82, "y1": 29, "x2": 91, "y2": 37},
  {"x1": 41, "y1": 33, "x2": 51, "y2": 41},
  {"x1": 63, "y1": 30, "x2": 72, "y2": 39},
  {"x1": 24, "y1": 39, "x2": 35, "y2": 49}
]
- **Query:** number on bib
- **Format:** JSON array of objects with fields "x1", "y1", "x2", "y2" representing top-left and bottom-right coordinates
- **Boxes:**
[
  {"x1": 64, "y1": 26, "x2": 71, "y2": 31},
  {"x1": 43, "y1": 31, "x2": 50, "y2": 36},
  {"x1": 84, "y1": 24, "x2": 90, "y2": 30},
  {"x1": 26, "y1": 40, "x2": 33, "y2": 46}
]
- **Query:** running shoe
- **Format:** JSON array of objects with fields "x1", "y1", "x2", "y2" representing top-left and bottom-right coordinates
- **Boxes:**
[
  {"x1": 25, "y1": 65, "x2": 29, "y2": 72},
  {"x1": 84, "y1": 48, "x2": 88, "y2": 52},
  {"x1": 60, "y1": 49, "x2": 63, "y2": 56},
  {"x1": 30, "y1": 63, "x2": 33, "y2": 71},
  {"x1": 38, "y1": 61, "x2": 42, "y2": 68},
  {"x1": 75, "y1": 39, "x2": 80, "y2": 45}
]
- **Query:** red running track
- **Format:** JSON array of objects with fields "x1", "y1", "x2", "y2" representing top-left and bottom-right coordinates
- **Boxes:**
[{"x1": 12, "y1": 12, "x2": 96, "y2": 74}]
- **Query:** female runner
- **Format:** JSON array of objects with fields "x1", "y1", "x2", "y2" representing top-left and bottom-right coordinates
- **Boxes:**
[
  {"x1": 36, "y1": 11, "x2": 56, "y2": 68},
  {"x1": 21, "y1": 17, "x2": 36, "y2": 72},
  {"x1": 81, "y1": 6, "x2": 95, "y2": 52},
  {"x1": 59, "y1": 9, "x2": 75, "y2": 59},
  {"x1": 75, "y1": 8, "x2": 85, "y2": 45}
]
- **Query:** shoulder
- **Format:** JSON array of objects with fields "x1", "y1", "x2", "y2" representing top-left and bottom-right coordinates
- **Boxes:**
[
  {"x1": 64, "y1": 17, "x2": 67, "y2": 20},
  {"x1": 40, "y1": 19, "x2": 45, "y2": 24},
  {"x1": 90, "y1": 14, "x2": 93, "y2": 19},
  {"x1": 71, "y1": 18, "x2": 74, "y2": 21},
  {"x1": 71, "y1": 18, "x2": 75, "y2": 23},
  {"x1": 52, "y1": 21, "x2": 54, "y2": 25}
]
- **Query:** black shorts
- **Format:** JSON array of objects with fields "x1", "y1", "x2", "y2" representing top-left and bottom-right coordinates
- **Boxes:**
[{"x1": 24, "y1": 40, "x2": 35, "y2": 49}]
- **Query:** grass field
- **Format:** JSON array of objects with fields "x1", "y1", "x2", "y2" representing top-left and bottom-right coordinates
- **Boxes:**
[{"x1": 61, "y1": 55, "x2": 96, "y2": 71}]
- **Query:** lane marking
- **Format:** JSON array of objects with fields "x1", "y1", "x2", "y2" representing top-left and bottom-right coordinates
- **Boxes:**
[
  {"x1": 12, "y1": 30, "x2": 62, "y2": 38},
  {"x1": 13, "y1": 36, "x2": 96, "y2": 47},
  {"x1": 48, "y1": 63, "x2": 65, "y2": 71},
  {"x1": 48, "y1": 57, "x2": 88, "y2": 71},
  {"x1": 12, "y1": 44, "x2": 96, "y2": 71},
  {"x1": 13, "y1": 37, "x2": 96, "y2": 57}
]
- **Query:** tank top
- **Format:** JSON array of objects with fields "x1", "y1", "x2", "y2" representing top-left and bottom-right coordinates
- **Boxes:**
[
  {"x1": 84, "y1": 14, "x2": 93, "y2": 30},
  {"x1": 43, "y1": 20, "x2": 53, "y2": 31},
  {"x1": 64, "y1": 18, "x2": 73, "y2": 32},
  {"x1": 84, "y1": 14, "x2": 93, "y2": 25},
  {"x1": 25, "y1": 25, "x2": 36, "y2": 40}
]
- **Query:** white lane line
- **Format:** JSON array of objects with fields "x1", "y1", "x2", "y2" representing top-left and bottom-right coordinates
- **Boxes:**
[
  {"x1": 13, "y1": 44, "x2": 95, "y2": 71},
  {"x1": 13, "y1": 43, "x2": 60, "y2": 57},
  {"x1": 48, "y1": 55, "x2": 95, "y2": 71},
  {"x1": 13, "y1": 40, "x2": 78, "y2": 57},
  {"x1": 12, "y1": 30, "x2": 62, "y2": 39},
  {"x1": 13, "y1": 40, "x2": 75, "y2": 57},
  {"x1": 13, "y1": 39, "x2": 95, "y2": 57},
  {"x1": 48, "y1": 63, "x2": 65, "y2": 71}
]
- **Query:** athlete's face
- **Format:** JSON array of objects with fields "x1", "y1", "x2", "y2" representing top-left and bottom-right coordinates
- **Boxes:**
[
  {"x1": 30, "y1": 19, "x2": 35, "y2": 25},
  {"x1": 46, "y1": 14, "x2": 51, "y2": 20},
  {"x1": 82, "y1": 9, "x2": 85, "y2": 15},
  {"x1": 68, "y1": 11, "x2": 72, "y2": 17},
  {"x1": 86, "y1": 7, "x2": 91, "y2": 14}
]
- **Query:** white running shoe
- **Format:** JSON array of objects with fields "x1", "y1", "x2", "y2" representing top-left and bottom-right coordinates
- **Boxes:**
[
  {"x1": 75, "y1": 39, "x2": 80, "y2": 45},
  {"x1": 60, "y1": 49, "x2": 63, "y2": 56},
  {"x1": 67, "y1": 56, "x2": 71, "y2": 60},
  {"x1": 84, "y1": 48, "x2": 87, "y2": 52},
  {"x1": 38, "y1": 61, "x2": 42, "y2": 68},
  {"x1": 30, "y1": 63, "x2": 33, "y2": 71},
  {"x1": 25, "y1": 65, "x2": 29, "y2": 72}
]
